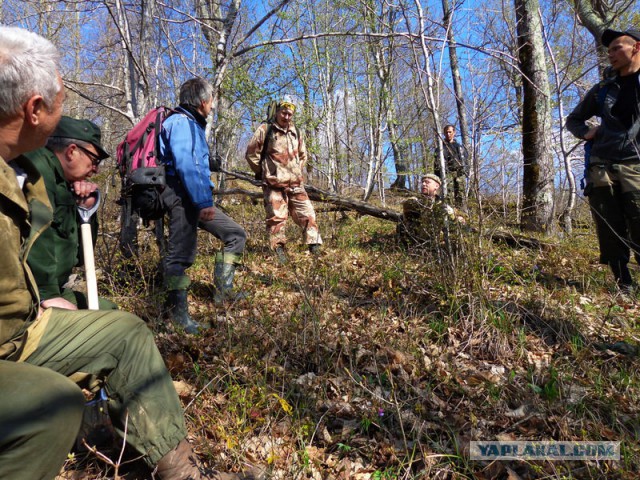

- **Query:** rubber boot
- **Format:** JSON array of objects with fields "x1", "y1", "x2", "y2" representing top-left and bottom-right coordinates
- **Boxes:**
[
  {"x1": 166, "y1": 290, "x2": 202, "y2": 334},
  {"x1": 156, "y1": 439, "x2": 258, "y2": 479},
  {"x1": 214, "y1": 252, "x2": 247, "y2": 304}
]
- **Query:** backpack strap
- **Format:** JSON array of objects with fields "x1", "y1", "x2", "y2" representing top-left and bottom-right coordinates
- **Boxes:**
[{"x1": 260, "y1": 123, "x2": 273, "y2": 165}]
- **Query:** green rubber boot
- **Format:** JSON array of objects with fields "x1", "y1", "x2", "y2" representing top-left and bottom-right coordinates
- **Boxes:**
[{"x1": 213, "y1": 252, "x2": 248, "y2": 304}]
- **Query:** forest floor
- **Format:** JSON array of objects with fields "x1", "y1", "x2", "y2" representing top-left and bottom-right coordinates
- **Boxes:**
[{"x1": 58, "y1": 186, "x2": 639, "y2": 480}]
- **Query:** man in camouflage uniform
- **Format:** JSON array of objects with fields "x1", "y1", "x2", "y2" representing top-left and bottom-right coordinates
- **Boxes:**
[
  {"x1": 566, "y1": 27, "x2": 640, "y2": 292},
  {"x1": 399, "y1": 174, "x2": 462, "y2": 248},
  {"x1": 245, "y1": 100, "x2": 322, "y2": 263},
  {"x1": 0, "y1": 26, "x2": 252, "y2": 480},
  {"x1": 25, "y1": 116, "x2": 117, "y2": 310}
]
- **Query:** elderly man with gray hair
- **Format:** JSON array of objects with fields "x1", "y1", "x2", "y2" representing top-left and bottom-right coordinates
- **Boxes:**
[
  {"x1": 0, "y1": 26, "x2": 256, "y2": 480},
  {"x1": 157, "y1": 77, "x2": 248, "y2": 334}
]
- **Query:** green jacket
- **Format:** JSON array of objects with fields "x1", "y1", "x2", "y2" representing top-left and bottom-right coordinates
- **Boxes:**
[
  {"x1": 0, "y1": 154, "x2": 52, "y2": 357},
  {"x1": 24, "y1": 148, "x2": 98, "y2": 301}
]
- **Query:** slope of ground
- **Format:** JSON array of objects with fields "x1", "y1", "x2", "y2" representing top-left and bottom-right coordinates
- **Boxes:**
[{"x1": 62, "y1": 190, "x2": 640, "y2": 480}]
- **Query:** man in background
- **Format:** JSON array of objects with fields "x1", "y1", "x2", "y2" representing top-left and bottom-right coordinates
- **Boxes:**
[
  {"x1": 435, "y1": 124, "x2": 468, "y2": 207},
  {"x1": 245, "y1": 100, "x2": 322, "y2": 263},
  {"x1": 399, "y1": 173, "x2": 464, "y2": 248}
]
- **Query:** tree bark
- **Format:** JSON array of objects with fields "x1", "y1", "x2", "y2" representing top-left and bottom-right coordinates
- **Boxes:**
[
  {"x1": 515, "y1": 0, "x2": 555, "y2": 233},
  {"x1": 220, "y1": 170, "x2": 402, "y2": 222}
]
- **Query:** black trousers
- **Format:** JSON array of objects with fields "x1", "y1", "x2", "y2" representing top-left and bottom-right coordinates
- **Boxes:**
[{"x1": 162, "y1": 177, "x2": 246, "y2": 287}]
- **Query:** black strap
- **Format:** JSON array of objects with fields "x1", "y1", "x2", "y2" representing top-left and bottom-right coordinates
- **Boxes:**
[{"x1": 260, "y1": 123, "x2": 273, "y2": 166}]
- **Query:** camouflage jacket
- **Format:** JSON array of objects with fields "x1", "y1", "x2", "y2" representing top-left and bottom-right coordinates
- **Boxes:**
[
  {"x1": 245, "y1": 122, "x2": 308, "y2": 189},
  {"x1": 0, "y1": 154, "x2": 52, "y2": 358},
  {"x1": 399, "y1": 195, "x2": 462, "y2": 245}
]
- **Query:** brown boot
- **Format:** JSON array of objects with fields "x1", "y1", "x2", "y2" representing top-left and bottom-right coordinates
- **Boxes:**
[{"x1": 155, "y1": 439, "x2": 255, "y2": 480}]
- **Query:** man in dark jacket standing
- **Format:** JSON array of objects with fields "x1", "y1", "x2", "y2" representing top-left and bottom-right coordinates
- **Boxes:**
[
  {"x1": 435, "y1": 124, "x2": 468, "y2": 207},
  {"x1": 26, "y1": 116, "x2": 116, "y2": 310},
  {"x1": 159, "y1": 77, "x2": 247, "y2": 334},
  {"x1": 566, "y1": 27, "x2": 640, "y2": 292}
]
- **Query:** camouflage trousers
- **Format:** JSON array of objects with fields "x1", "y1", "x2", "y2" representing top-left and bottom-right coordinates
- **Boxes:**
[
  {"x1": 445, "y1": 172, "x2": 467, "y2": 208},
  {"x1": 263, "y1": 184, "x2": 322, "y2": 249},
  {"x1": 586, "y1": 157, "x2": 640, "y2": 266}
]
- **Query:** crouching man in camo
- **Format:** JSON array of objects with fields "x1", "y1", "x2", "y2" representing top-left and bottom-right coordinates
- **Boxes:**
[
  {"x1": 0, "y1": 26, "x2": 257, "y2": 480},
  {"x1": 245, "y1": 100, "x2": 322, "y2": 263},
  {"x1": 398, "y1": 174, "x2": 465, "y2": 249}
]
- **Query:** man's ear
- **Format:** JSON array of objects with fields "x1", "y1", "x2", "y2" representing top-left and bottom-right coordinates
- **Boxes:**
[
  {"x1": 64, "y1": 144, "x2": 78, "y2": 163},
  {"x1": 23, "y1": 95, "x2": 46, "y2": 126}
]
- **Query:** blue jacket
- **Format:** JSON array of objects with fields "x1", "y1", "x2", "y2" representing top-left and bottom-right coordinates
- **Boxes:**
[{"x1": 159, "y1": 107, "x2": 213, "y2": 210}]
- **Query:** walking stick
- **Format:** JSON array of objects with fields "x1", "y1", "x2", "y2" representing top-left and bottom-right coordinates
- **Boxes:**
[{"x1": 77, "y1": 190, "x2": 101, "y2": 310}]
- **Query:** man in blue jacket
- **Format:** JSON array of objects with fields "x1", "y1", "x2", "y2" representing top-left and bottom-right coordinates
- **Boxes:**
[
  {"x1": 566, "y1": 27, "x2": 640, "y2": 293},
  {"x1": 159, "y1": 77, "x2": 247, "y2": 333}
]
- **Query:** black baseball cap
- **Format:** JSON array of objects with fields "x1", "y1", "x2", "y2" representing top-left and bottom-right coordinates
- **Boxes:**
[
  {"x1": 51, "y1": 116, "x2": 110, "y2": 160},
  {"x1": 601, "y1": 27, "x2": 640, "y2": 47}
]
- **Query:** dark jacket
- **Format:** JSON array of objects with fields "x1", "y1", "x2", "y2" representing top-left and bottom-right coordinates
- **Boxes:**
[
  {"x1": 566, "y1": 72, "x2": 640, "y2": 162},
  {"x1": 24, "y1": 148, "x2": 98, "y2": 302},
  {"x1": 0, "y1": 154, "x2": 52, "y2": 357},
  {"x1": 439, "y1": 140, "x2": 468, "y2": 176}
]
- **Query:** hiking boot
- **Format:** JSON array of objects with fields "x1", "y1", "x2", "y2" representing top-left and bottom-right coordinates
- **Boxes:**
[
  {"x1": 274, "y1": 245, "x2": 287, "y2": 264},
  {"x1": 156, "y1": 439, "x2": 263, "y2": 479},
  {"x1": 610, "y1": 261, "x2": 633, "y2": 288},
  {"x1": 308, "y1": 243, "x2": 321, "y2": 255},
  {"x1": 166, "y1": 290, "x2": 202, "y2": 334},
  {"x1": 213, "y1": 253, "x2": 248, "y2": 304}
]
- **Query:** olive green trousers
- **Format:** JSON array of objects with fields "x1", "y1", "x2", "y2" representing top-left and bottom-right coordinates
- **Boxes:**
[
  {"x1": 0, "y1": 360, "x2": 85, "y2": 480},
  {"x1": 0, "y1": 308, "x2": 186, "y2": 480}
]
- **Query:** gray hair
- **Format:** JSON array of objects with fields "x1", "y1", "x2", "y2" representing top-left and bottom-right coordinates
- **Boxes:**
[
  {"x1": 179, "y1": 77, "x2": 213, "y2": 107},
  {"x1": 0, "y1": 26, "x2": 61, "y2": 119},
  {"x1": 46, "y1": 136, "x2": 91, "y2": 153}
]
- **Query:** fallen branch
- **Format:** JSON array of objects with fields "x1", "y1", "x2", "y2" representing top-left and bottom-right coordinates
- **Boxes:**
[
  {"x1": 216, "y1": 169, "x2": 554, "y2": 250},
  {"x1": 219, "y1": 169, "x2": 403, "y2": 222},
  {"x1": 212, "y1": 187, "x2": 261, "y2": 200}
]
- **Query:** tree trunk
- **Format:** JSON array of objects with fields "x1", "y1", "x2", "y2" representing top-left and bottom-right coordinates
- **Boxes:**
[
  {"x1": 441, "y1": 0, "x2": 472, "y2": 188},
  {"x1": 515, "y1": 0, "x2": 555, "y2": 233}
]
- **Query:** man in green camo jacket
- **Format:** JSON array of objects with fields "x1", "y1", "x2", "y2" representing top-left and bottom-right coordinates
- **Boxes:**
[{"x1": 25, "y1": 116, "x2": 117, "y2": 310}]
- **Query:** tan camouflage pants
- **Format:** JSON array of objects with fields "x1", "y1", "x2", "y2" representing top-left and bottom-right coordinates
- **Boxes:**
[{"x1": 263, "y1": 185, "x2": 322, "y2": 249}]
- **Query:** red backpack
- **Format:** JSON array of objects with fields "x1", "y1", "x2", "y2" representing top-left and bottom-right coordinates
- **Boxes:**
[{"x1": 117, "y1": 106, "x2": 175, "y2": 189}]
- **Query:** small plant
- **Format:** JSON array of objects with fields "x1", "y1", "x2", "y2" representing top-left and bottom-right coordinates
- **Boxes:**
[
  {"x1": 372, "y1": 466, "x2": 399, "y2": 479},
  {"x1": 529, "y1": 366, "x2": 560, "y2": 401}
]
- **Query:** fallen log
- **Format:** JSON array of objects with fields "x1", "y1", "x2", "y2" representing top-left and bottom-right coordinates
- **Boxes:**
[
  {"x1": 215, "y1": 169, "x2": 555, "y2": 250},
  {"x1": 218, "y1": 169, "x2": 403, "y2": 222}
]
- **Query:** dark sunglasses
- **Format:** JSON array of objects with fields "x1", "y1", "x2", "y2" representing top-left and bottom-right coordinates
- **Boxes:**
[{"x1": 76, "y1": 144, "x2": 103, "y2": 166}]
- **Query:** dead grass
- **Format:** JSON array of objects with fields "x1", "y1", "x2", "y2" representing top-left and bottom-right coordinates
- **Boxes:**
[{"x1": 65, "y1": 190, "x2": 640, "y2": 480}]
